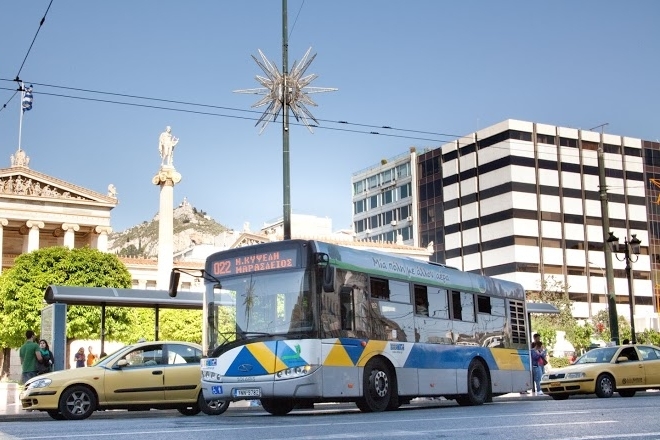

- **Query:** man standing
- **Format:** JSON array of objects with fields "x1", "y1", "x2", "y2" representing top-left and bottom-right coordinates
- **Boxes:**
[{"x1": 19, "y1": 330, "x2": 42, "y2": 384}]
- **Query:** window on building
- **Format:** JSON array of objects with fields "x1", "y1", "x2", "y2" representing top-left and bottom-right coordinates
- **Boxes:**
[
  {"x1": 369, "y1": 195, "x2": 379, "y2": 210},
  {"x1": 353, "y1": 180, "x2": 365, "y2": 195},
  {"x1": 382, "y1": 189, "x2": 394, "y2": 205},
  {"x1": 381, "y1": 168, "x2": 393, "y2": 184},
  {"x1": 400, "y1": 183, "x2": 411, "y2": 199},
  {"x1": 396, "y1": 162, "x2": 410, "y2": 179},
  {"x1": 354, "y1": 199, "x2": 365, "y2": 214},
  {"x1": 368, "y1": 175, "x2": 379, "y2": 189}
]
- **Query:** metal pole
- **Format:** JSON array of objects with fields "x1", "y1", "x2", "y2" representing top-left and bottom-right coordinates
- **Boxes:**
[
  {"x1": 595, "y1": 124, "x2": 619, "y2": 344},
  {"x1": 281, "y1": 0, "x2": 291, "y2": 240},
  {"x1": 625, "y1": 238, "x2": 636, "y2": 344}
]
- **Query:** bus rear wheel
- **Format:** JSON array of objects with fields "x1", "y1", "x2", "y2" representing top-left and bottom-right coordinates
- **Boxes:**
[
  {"x1": 456, "y1": 360, "x2": 489, "y2": 406},
  {"x1": 356, "y1": 358, "x2": 392, "y2": 413},
  {"x1": 260, "y1": 398, "x2": 295, "y2": 416}
]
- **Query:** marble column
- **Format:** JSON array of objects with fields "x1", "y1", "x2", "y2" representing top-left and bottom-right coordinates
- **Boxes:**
[
  {"x1": 94, "y1": 226, "x2": 112, "y2": 252},
  {"x1": 152, "y1": 167, "x2": 182, "y2": 290},
  {"x1": 21, "y1": 220, "x2": 44, "y2": 253},
  {"x1": 61, "y1": 223, "x2": 80, "y2": 249},
  {"x1": 0, "y1": 219, "x2": 7, "y2": 274}
]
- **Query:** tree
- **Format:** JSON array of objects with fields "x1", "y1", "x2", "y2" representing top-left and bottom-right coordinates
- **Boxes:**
[
  {"x1": 0, "y1": 247, "x2": 134, "y2": 376},
  {"x1": 526, "y1": 276, "x2": 580, "y2": 352}
]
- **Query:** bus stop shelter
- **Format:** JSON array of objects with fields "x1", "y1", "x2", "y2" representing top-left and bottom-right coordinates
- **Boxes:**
[{"x1": 43, "y1": 285, "x2": 204, "y2": 365}]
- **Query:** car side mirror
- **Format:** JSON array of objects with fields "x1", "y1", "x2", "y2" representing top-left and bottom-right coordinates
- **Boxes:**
[
  {"x1": 115, "y1": 359, "x2": 129, "y2": 368},
  {"x1": 616, "y1": 356, "x2": 629, "y2": 363}
]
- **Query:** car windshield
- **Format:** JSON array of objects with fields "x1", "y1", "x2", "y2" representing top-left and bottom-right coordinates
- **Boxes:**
[{"x1": 575, "y1": 347, "x2": 618, "y2": 364}]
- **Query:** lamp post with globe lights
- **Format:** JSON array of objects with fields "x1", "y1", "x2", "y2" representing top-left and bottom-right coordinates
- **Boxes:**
[{"x1": 607, "y1": 232, "x2": 642, "y2": 344}]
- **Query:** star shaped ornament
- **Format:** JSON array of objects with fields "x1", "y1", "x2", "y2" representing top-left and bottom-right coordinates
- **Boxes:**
[{"x1": 235, "y1": 47, "x2": 337, "y2": 133}]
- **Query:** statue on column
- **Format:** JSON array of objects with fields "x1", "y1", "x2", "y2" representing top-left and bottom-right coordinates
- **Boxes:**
[{"x1": 159, "y1": 126, "x2": 179, "y2": 167}]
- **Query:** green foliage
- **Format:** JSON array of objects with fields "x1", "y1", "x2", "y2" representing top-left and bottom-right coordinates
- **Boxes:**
[
  {"x1": 549, "y1": 356, "x2": 570, "y2": 369},
  {"x1": 159, "y1": 310, "x2": 202, "y2": 343},
  {"x1": 637, "y1": 329, "x2": 660, "y2": 346},
  {"x1": 527, "y1": 277, "x2": 575, "y2": 349},
  {"x1": 0, "y1": 247, "x2": 132, "y2": 348},
  {"x1": 591, "y1": 309, "x2": 632, "y2": 343}
]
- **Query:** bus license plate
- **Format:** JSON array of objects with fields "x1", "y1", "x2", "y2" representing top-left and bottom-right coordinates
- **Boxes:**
[
  {"x1": 233, "y1": 388, "x2": 261, "y2": 398},
  {"x1": 211, "y1": 386, "x2": 223, "y2": 395}
]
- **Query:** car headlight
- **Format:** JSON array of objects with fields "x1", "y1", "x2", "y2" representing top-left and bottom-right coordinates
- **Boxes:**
[
  {"x1": 565, "y1": 372, "x2": 586, "y2": 379},
  {"x1": 275, "y1": 365, "x2": 317, "y2": 380},
  {"x1": 26, "y1": 378, "x2": 52, "y2": 389},
  {"x1": 541, "y1": 374, "x2": 549, "y2": 381}
]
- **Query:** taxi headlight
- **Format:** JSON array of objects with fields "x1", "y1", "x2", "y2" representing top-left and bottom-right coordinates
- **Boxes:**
[
  {"x1": 274, "y1": 365, "x2": 317, "y2": 380},
  {"x1": 565, "y1": 372, "x2": 586, "y2": 379},
  {"x1": 26, "y1": 378, "x2": 52, "y2": 389},
  {"x1": 541, "y1": 374, "x2": 549, "y2": 381}
]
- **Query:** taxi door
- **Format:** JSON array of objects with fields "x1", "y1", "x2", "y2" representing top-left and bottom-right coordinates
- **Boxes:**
[
  {"x1": 637, "y1": 346, "x2": 660, "y2": 387},
  {"x1": 103, "y1": 344, "x2": 165, "y2": 405},
  {"x1": 615, "y1": 346, "x2": 645, "y2": 389},
  {"x1": 163, "y1": 343, "x2": 203, "y2": 402}
]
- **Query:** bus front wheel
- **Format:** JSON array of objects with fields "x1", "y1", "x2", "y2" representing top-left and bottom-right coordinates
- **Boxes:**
[
  {"x1": 456, "y1": 360, "x2": 489, "y2": 406},
  {"x1": 260, "y1": 398, "x2": 295, "y2": 416},
  {"x1": 356, "y1": 358, "x2": 392, "y2": 413}
]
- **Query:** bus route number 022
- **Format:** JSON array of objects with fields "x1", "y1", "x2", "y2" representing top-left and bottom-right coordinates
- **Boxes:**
[{"x1": 213, "y1": 261, "x2": 232, "y2": 275}]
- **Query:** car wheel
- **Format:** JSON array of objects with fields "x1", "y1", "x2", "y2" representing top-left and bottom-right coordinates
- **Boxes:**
[
  {"x1": 260, "y1": 398, "x2": 296, "y2": 416},
  {"x1": 595, "y1": 374, "x2": 614, "y2": 398},
  {"x1": 550, "y1": 393, "x2": 570, "y2": 400},
  {"x1": 199, "y1": 391, "x2": 230, "y2": 415},
  {"x1": 47, "y1": 410, "x2": 66, "y2": 420},
  {"x1": 618, "y1": 390, "x2": 636, "y2": 398},
  {"x1": 456, "y1": 360, "x2": 490, "y2": 406},
  {"x1": 356, "y1": 358, "x2": 393, "y2": 413},
  {"x1": 177, "y1": 404, "x2": 201, "y2": 416},
  {"x1": 58, "y1": 385, "x2": 97, "y2": 420}
]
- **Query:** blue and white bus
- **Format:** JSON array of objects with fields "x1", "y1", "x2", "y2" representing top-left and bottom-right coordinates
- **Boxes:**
[{"x1": 177, "y1": 239, "x2": 531, "y2": 415}]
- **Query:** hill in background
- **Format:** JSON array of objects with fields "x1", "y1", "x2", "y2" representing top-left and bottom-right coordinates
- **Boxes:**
[{"x1": 108, "y1": 198, "x2": 229, "y2": 258}]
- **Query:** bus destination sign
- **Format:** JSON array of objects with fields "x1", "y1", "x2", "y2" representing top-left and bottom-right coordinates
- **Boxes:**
[{"x1": 211, "y1": 248, "x2": 298, "y2": 276}]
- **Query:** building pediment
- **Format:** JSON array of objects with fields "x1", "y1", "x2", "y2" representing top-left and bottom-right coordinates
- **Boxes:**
[
  {"x1": 0, "y1": 167, "x2": 115, "y2": 205},
  {"x1": 230, "y1": 233, "x2": 270, "y2": 248}
]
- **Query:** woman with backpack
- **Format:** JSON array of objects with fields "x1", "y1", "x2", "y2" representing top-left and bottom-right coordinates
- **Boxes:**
[{"x1": 37, "y1": 339, "x2": 54, "y2": 374}]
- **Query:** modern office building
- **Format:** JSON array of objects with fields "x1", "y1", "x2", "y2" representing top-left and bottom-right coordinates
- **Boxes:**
[
  {"x1": 351, "y1": 148, "x2": 418, "y2": 246},
  {"x1": 352, "y1": 119, "x2": 660, "y2": 326}
]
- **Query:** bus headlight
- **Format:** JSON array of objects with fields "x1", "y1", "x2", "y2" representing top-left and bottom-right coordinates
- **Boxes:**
[
  {"x1": 202, "y1": 370, "x2": 223, "y2": 382},
  {"x1": 274, "y1": 365, "x2": 317, "y2": 380}
]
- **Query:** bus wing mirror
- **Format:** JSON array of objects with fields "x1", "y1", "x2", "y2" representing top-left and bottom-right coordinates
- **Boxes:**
[
  {"x1": 322, "y1": 265, "x2": 334, "y2": 292},
  {"x1": 168, "y1": 271, "x2": 181, "y2": 297}
]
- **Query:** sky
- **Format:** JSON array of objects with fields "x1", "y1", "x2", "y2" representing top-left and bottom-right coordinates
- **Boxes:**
[{"x1": 1, "y1": 1, "x2": 659, "y2": 234}]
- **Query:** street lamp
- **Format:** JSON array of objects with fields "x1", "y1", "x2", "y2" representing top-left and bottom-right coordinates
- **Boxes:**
[{"x1": 607, "y1": 232, "x2": 642, "y2": 344}]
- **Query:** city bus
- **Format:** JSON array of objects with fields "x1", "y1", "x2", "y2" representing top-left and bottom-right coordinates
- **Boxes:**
[{"x1": 170, "y1": 239, "x2": 531, "y2": 415}]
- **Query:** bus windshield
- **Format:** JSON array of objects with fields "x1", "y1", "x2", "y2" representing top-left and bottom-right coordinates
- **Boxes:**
[{"x1": 204, "y1": 269, "x2": 315, "y2": 352}]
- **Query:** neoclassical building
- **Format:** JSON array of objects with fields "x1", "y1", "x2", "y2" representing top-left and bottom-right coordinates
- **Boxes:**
[{"x1": 0, "y1": 148, "x2": 115, "y2": 272}]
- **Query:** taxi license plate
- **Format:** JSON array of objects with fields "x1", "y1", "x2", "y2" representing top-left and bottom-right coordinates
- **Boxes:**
[
  {"x1": 551, "y1": 382, "x2": 561, "y2": 387},
  {"x1": 233, "y1": 388, "x2": 261, "y2": 398}
]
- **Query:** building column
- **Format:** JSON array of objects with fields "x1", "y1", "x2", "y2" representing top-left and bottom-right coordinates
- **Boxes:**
[
  {"x1": 20, "y1": 221, "x2": 44, "y2": 253},
  {"x1": 61, "y1": 223, "x2": 80, "y2": 249},
  {"x1": 93, "y1": 226, "x2": 112, "y2": 252},
  {"x1": 0, "y1": 219, "x2": 7, "y2": 274}
]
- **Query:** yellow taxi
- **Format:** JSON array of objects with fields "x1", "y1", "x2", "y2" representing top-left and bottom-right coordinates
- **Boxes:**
[
  {"x1": 540, "y1": 344, "x2": 660, "y2": 400},
  {"x1": 20, "y1": 341, "x2": 229, "y2": 420}
]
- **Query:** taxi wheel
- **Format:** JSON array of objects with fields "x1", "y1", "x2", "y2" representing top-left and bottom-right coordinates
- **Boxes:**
[
  {"x1": 199, "y1": 391, "x2": 230, "y2": 415},
  {"x1": 59, "y1": 385, "x2": 97, "y2": 420},
  {"x1": 177, "y1": 404, "x2": 201, "y2": 416},
  {"x1": 595, "y1": 374, "x2": 614, "y2": 398},
  {"x1": 47, "y1": 410, "x2": 66, "y2": 420}
]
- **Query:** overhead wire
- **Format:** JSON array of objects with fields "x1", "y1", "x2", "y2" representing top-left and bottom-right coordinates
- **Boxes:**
[{"x1": 0, "y1": 0, "x2": 54, "y2": 113}]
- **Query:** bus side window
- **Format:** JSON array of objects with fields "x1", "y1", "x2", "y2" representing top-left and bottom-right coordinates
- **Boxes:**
[
  {"x1": 370, "y1": 277, "x2": 389, "y2": 300},
  {"x1": 414, "y1": 285, "x2": 429, "y2": 316},
  {"x1": 340, "y1": 286, "x2": 354, "y2": 331}
]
